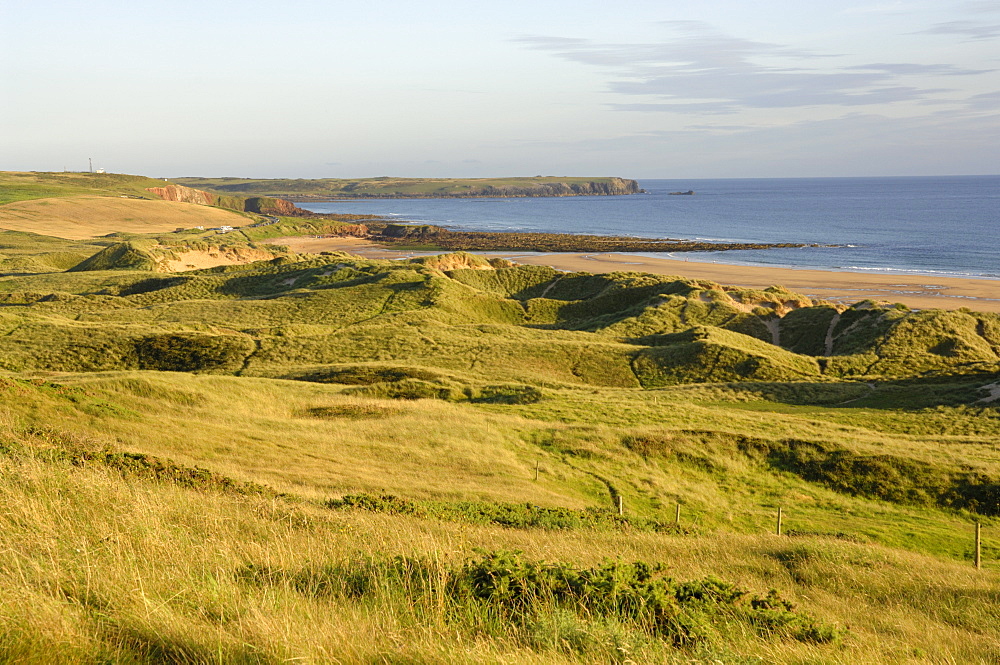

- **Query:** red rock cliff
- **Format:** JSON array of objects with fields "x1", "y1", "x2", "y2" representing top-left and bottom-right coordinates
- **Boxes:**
[{"x1": 146, "y1": 185, "x2": 216, "y2": 205}]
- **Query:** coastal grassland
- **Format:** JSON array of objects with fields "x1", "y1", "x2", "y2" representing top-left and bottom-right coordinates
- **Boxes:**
[
  {"x1": 1, "y1": 376, "x2": 1000, "y2": 662},
  {"x1": 4, "y1": 231, "x2": 1000, "y2": 660},
  {"x1": 0, "y1": 171, "x2": 175, "y2": 205},
  {"x1": 4, "y1": 371, "x2": 1000, "y2": 559}
]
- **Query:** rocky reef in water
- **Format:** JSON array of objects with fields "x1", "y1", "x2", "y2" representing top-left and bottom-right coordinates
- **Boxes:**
[{"x1": 372, "y1": 223, "x2": 809, "y2": 253}]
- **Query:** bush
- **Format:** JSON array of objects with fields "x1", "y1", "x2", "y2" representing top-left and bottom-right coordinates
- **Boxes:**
[
  {"x1": 133, "y1": 333, "x2": 255, "y2": 372},
  {"x1": 241, "y1": 550, "x2": 845, "y2": 652}
]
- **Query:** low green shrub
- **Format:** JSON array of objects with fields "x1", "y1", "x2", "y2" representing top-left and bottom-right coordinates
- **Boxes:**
[
  {"x1": 133, "y1": 332, "x2": 255, "y2": 372},
  {"x1": 240, "y1": 550, "x2": 845, "y2": 653}
]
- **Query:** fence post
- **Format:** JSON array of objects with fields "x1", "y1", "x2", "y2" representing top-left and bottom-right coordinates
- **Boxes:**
[
  {"x1": 776, "y1": 507, "x2": 783, "y2": 536},
  {"x1": 534, "y1": 460, "x2": 539, "y2": 481},
  {"x1": 675, "y1": 503, "x2": 681, "y2": 524},
  {"x1": 617, "y1": 495, "x2": 624, "y2": 516},
  {"x1": 976, "y1": 522, "x2": 982, "y2": 570}
]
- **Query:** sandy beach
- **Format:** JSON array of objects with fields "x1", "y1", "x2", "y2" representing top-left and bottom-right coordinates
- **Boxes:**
[{"x1": 269, "y1": 236, "x2": 1000, "y2": 313}]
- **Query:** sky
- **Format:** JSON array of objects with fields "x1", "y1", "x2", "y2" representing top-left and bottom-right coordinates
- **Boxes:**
[{"x1": 2, "y1": 0, "x2": 999, "y2": 178}]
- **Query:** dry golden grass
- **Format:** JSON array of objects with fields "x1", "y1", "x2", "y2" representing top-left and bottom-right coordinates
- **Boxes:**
[
  {"x1": 0, "y1": 451, "x2": 997, "y2": 663},
  {"x1": 0, "y1": 196, "x2": 249, "y2": 239}
]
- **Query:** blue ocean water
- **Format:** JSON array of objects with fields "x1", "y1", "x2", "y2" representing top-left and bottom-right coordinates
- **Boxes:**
[{"x1": 299, "y1": 176, "x2": 1000, "y2": 280}]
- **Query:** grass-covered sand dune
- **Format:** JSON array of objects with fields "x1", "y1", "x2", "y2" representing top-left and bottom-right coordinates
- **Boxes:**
[{"x1": 1, "y1": 171, "x2": 999, "y2": 663}]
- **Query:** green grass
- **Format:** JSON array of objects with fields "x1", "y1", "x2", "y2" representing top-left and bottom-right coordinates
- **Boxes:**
[
  {"x1": 0, "y1": 171, "x2": 176, "y2": 205},
  {"x1": 1, "y1": 377, "x2": 999, "y2": 662}
]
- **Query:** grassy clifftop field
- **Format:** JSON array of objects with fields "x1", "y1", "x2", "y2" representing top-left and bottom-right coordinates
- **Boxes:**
[{"x1": 0, "y1": 171, "x2": 999, "y2": 663}]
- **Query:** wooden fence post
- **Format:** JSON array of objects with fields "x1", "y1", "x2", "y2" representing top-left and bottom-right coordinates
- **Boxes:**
[
  {"x1": 617, "y1": 495, "x2": 624, "y2": 516},
  {"x1": 976, "y1": 522, "x2": 982, "y2": 570},
  {"x1": 534, "y1": 460, "x2": 539, "y2": 481},
  {"x1": 776, "y1": 507, "x2": 783, "y2": 536},
  {"x1": 675, "y1": 503, "x2": 681, "y2": 524}
]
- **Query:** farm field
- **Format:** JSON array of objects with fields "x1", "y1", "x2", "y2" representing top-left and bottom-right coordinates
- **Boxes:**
[{"x1": 0, "y1": 195, "x2": 251, "y2": 239}]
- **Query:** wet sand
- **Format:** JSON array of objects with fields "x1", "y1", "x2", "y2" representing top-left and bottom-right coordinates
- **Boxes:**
[{"x1": 269, "y1": 236, "x2": 1000, "y2": 313}]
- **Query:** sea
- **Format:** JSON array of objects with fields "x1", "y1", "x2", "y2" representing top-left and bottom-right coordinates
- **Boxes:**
[{"x1": 298, "y1": 176, "x2": 1000, "y2": 281}]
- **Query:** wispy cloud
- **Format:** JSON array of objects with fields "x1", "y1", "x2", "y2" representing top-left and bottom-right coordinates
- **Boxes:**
[
  {"x1": 965, "y1": 90, "x2": 1000, "y2": 111},
  {"x1": 918, "y1": 20, "x2": 1000, "y2": 40},
  {"x1": 516, "y1": 22, "x2": 976, "y2": 114}
]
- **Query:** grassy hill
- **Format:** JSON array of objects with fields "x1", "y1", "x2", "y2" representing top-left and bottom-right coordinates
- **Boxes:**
[
  {"x1": 0, "y1": 176, "x2": 999, "y2": 662},
  {"x1": 0, "y1": 171, "x2": 177, "y2": 205}
]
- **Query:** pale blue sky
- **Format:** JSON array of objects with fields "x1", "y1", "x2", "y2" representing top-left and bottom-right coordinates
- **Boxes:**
[{"x1": 2, "y1": 0, "x2": 998, "y2": 178}]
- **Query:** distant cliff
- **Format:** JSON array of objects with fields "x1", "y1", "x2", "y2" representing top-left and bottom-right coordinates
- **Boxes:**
[
  {"x1": 335, "y1": 178, "x2": 642, "y2": 199},
  {"x1": 170, "y1": 176, "x2": 642, "y2": 200},
  {"x1": 440, "y1": 178, "x2": 640, "y2": 198}
]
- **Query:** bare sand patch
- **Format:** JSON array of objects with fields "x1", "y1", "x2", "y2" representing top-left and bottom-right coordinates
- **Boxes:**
[
  {"x1": 162, "y1": 247, "x2": 277, "y2": 272},
  {"x1": 0, "y1": 196, "x2": 248, "y2": 239},
  {"x1": 266, "y1": 236, "x2": 1000, "y2": 313}
]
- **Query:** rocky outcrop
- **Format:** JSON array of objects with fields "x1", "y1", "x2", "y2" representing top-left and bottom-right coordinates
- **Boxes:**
[
  {"x1": 147, "y1": 186, "x2": 306, "y2": 217},
  {"x1": 146, "y1": 185, "x2": 216, "y2": 206},
  {"x1": 243, "y1": 197, "x2": 305, "y2": 216},
  {"x1": 373, "y1": 223, "x2": 810, "y2": 253}
]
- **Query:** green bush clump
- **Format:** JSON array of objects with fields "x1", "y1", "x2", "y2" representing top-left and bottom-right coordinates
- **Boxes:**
[
  {"x1": 241, "y1": 550, "x2": 844, "y2": 653},
  {"x1": 468, "y1": 384, "x2": 544, "y2": 404},
  {"x1": 344, "y1": 378, "x2": 466, "y2": 401},
  {"x1": 309, "y1": 365, "x2": 545, "y2": 404},
  {"x1": 290, "y1": 364, "x2": 449, "y2": 386},
  {"x1": 117, "y1": 276, "x2": 190, "y2": 296},
  {"x1": 133, "y1": 333, "x2": 256, "y2": 372}
]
